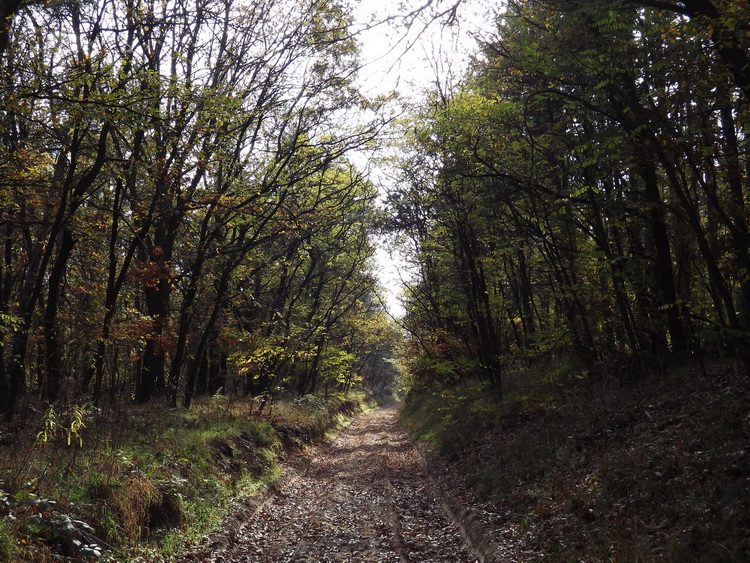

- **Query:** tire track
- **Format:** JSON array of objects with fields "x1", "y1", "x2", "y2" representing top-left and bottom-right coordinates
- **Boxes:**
[
  {"x1": 204, "y1": 404, "x2": 480, "y2": 562},
  {"x1": 384, "y1": 480, "x2": 409, "y2": 563}
]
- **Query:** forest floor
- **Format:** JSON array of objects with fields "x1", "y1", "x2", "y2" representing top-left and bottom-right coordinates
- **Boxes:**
[
  {"x1": 182, "y1": 405, "x2": 492, "y2": 562},
  {"x1": 180, "y1": 363, "x2": 750, "y2": 562},
  {"x1": 402, "y1": 361, "x2": 750, "y2": 562},
  {"x1": 7, "y1": 363, "x2": 744, "y2": 561}
]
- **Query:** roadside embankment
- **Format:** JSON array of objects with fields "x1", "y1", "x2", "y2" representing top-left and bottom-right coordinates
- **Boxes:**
[{"x1": 0, "y1": 393, "x2": 368, "y2": 562}]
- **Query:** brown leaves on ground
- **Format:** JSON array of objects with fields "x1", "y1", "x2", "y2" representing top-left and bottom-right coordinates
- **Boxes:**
[
  {"x1": 451, "y1": 362, "x2": 750, "y2": 561},
  {"x1": 189, "y1": 364, "x2": 750, "y2": 562},
  {"x1": 202, "y1": 406, "x2": 479, "y2": 562}
]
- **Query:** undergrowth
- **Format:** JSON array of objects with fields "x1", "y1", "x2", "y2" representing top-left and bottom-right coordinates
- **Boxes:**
[
  {"x1": 0, "y1": 392, "x2": 365, "y2": 561},
  {"x1": 400, "y1": 362, "x2": 750, "y2": 561}
]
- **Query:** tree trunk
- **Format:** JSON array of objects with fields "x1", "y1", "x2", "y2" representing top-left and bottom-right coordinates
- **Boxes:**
[
  {"x1": 4, "y1": 240, "x2": 44, "y2": 421},
  {"x1": 457, "y1": 223, "x2": 503, "y2": 391},
  {"x1": 0, "y1": 224, "x2": 14, "y2": 416},
  {"x1": 0, "y1": 0, "x2": 22, "y2": 55},
  {"x1": 42, "y1": 228, "x2": 76, "y2": 402},
  {"x1": 183, "y1": 270, "x2": 229, "y2": 408},
  {"x1": 639, "y1": 154, "x2": 687, "y2": 354}
]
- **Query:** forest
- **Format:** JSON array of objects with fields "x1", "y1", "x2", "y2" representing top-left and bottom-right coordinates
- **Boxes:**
[
  {"x1": 0, "y1": 0, "x2": 749, "y2": 560},
  {"x1": 0, "y1": 0, "x2": 402, "y2": 419},
  {"x1": 390, "y1": 0, "x2": 750, "y2": 393}
]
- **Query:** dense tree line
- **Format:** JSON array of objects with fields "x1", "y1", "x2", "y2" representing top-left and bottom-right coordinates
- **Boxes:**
[
  {"x1": 0, "y1": 0, "x2": 399, "y2": 420},
  {"x1": 388, "y1": 0, "x2": 750, "y2": 393}
]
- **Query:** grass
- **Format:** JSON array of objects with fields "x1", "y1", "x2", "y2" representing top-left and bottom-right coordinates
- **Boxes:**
[
  {"x1": 0, "y1": 391, "x2": 367, "y2": 561},
  {"x1": 0, "y1": 516, "x2": 17, "y2": 560}
]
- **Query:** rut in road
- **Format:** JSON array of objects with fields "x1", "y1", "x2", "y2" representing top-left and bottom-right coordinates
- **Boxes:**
[{"x1": 215, "y1": 404, "x2": 479, "y2": 562}]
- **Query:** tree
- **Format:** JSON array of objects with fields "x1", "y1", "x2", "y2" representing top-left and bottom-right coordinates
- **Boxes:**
[
  {"x1": 0, "y1": 0, "x2": 394, "y2": 419},
  {"x1": 388, "y1": 0, "x2": 750, "y2": 395}
]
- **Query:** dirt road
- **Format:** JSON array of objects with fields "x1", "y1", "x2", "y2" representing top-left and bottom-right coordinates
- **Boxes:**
[{"x1": 206, "y1": 405, "x2": 483, "y2": 562}]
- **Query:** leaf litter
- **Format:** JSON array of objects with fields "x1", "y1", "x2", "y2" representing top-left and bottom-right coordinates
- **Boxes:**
[{"x1": 197, "y1": 405, "x2": 486, "y2": 562}]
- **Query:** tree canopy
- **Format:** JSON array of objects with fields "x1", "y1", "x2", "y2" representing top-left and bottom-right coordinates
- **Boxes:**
[
  {"x1": 0, "y1": 0, "x2": 401, "y2": 419},
  {"x1": 387, "y1": 0, "x2": 750, "y2": 394},
  {"x1": 2, "y1": 0, "x2": 749, "y2": 418}
]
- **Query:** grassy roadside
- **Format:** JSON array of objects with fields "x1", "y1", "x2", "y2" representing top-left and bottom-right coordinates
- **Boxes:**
[
  {"x1": 400, "y1": 362, "x2": 750, "y2": 561},
  {"x1": 0, "y1": 392, "x2": 369, "y2": 562}
]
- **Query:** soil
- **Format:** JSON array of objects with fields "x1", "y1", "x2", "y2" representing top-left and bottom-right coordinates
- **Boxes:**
[
  {"x1": 187, "y1": 405, "x2": 491, "y2": 562},
  {"x1": 182, "y1": 365, "x2": 750, "y2": 562},
  {"x1": 447, "y1": 364, "x2": 750, "y2": 561}
]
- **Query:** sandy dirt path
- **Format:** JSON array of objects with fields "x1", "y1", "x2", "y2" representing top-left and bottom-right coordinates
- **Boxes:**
[{"x1": 207, "y1": 405, "x2": 480, "y2": 562}]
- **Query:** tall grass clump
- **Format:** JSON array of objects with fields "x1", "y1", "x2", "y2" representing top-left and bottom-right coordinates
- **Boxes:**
[{"x1": 0, "y1": 391, "x2": 366, "y2": 561}]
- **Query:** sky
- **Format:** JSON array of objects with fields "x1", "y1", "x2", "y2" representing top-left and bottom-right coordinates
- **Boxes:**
[
  {"x1": 349, "y1": 0, "x2": 494, "y2": 318},
  {"x1": 352, "y1": 0, "x2": 489, "y2": 98}
]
